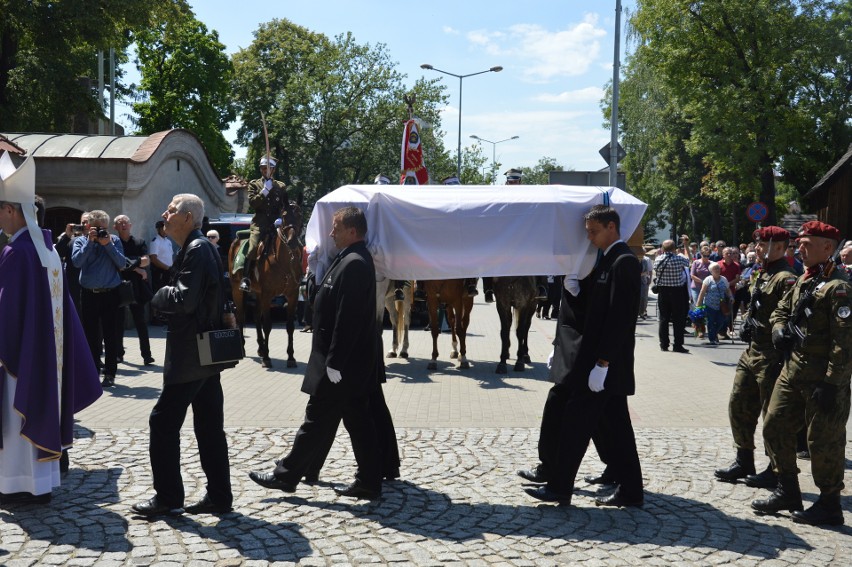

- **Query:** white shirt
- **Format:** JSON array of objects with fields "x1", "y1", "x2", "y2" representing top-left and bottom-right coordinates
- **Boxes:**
[{"x1": 149, "y1": 234, "x2": 174, "y2": 268}]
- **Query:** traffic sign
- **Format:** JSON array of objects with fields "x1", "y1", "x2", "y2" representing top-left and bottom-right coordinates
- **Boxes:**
[
  {"x1": 747, "y1": 201, "x2": 768, "y2": 222},
  {"x1": 599, "y1": 142, "x2": 626, "y2": 164}
]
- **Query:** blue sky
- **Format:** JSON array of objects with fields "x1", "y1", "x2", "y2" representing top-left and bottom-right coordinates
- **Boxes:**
[{"x1": 120, "y1": 1, "x2": 634, "y2": 179}]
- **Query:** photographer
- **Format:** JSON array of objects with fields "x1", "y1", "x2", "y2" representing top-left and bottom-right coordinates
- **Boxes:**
[
  {"x1": 714, "y1": 226, "x2": 795, "y2": 488},
  {"x1": 71, "y1": 210, "x2": 126, "y2": 388}
]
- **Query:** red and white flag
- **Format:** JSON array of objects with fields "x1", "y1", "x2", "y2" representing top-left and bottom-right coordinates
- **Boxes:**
[{"x1": 400, "y1": 119, "x2": 429, "y2": 185}]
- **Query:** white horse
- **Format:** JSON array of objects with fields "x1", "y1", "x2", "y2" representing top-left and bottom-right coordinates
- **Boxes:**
[{"x1": 376, "y1": 279, "x2": 413, "y2": 358}]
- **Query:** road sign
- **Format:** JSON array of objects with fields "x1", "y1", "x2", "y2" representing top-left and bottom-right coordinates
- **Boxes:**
[
  {"x1": 747, "y1": 201, "x2": 768, "y2": 223},
  {"x1": 599, "y1": 142, "x2": 626, "y2": 164}
]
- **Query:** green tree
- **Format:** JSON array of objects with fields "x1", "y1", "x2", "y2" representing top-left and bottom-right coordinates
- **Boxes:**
[
  {"x1": 629, "y1": 0, "x2": 842, "y2": 226},
  {"x1": 232, "y1": 19, "x2": 448, "y2": 200},
  {"x1": 132, "y1": 6, "x2": 235, "y2": 176},
  {"x1": 519, "y1": 157, "x2": 566, "y2": 185},
  {"x1": 0, "y1": 0, "x2": 170, "y2": 131}
]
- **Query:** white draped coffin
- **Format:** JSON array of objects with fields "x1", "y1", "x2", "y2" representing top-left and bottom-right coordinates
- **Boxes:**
[{"x1": 305, "y1": 185, "x2": 647, "y2": 282}]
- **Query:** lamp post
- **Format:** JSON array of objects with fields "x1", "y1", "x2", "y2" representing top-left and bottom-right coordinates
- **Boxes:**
[
  {"x1": 421, "y1": 63, "x2": 502, "y2": 178},
  {"x1": 470, "y1": 135, "x2": 519, "y2": 184}
]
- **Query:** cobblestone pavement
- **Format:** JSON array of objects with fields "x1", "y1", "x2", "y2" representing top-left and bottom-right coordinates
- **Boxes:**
[{"x1": 1, "y1": 296, "x2": 850, "y2": 565}]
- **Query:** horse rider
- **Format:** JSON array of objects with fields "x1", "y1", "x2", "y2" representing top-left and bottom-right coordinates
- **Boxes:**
[
  {"x1": 481, "y1": 168, "x2": 548, "y2": 303},
  {"x1": 240, "y1": 156, "x2": 295, "y2": 292}
]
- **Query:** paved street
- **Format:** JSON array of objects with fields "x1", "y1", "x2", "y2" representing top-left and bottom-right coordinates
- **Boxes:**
[{"x1": 1, "y1": 294, "x2": 850, "y2": 565}]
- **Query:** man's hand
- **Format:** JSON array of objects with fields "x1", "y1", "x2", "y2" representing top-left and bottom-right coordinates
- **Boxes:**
[
  {"x1": 547, "y1": 349, "x2": 554, "y2": 370},
  {"x1": 811, "y1": 382, "x2": 837, "y2": 413},
  {"x1": 771, "y1": 327, "x2": 794, "y2": 352},
  {"x1": 327, "y1": 367, "x2": 342, "y2": 384},
  {"x1": 563, "y1": 277, "x2": 580, "y2": 296},
  {"x1": 588, "y1": 364, "x2": 608, "y2": 393}
]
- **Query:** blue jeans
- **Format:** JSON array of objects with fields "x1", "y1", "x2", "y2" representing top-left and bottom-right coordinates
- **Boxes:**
[{"x1": 705, "y1": 306, "x2": 725, "y2": 343}]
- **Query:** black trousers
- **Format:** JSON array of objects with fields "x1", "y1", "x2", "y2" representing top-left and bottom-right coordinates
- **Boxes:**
[
  {"x1": 657, "y1": 285, "x2": 689, "y2": 348},
  {"x1": 274, "y1": 390, "x2": 382, "y2": 491},
  {"x1": 537, "y1": 382, "x2": 613, "y2": 480},
  {"x1": 149, "y1": 375, "x2": 232, "y2": 508},
  {"x1": 549, "y1": 390, "x2": 642, "y2": 498},
  {"x1": 118, "y1": 302, "x2": 152, "y2": 359},
  {"x1": 304, "y1": 380, "x2": 400, "y2": 480},
  {"x1": 80, "y1": 287, "x2": 121, "y2": 375}
]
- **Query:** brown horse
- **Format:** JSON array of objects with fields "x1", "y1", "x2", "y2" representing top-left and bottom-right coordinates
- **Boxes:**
[
  {"x1": 492, "y1": 276, "x2": 537, "y2": 373},
  {"x1": 424, "y1": 279, "x2": 474, "y2": 370},
  {"x1": 228, "y1": 204, "x2": 302, "y2": 368}
]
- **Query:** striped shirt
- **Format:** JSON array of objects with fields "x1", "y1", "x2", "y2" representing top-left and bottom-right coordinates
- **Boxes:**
[{"x1": 653, "y1": 252, "x2": 690, "y2": 287}]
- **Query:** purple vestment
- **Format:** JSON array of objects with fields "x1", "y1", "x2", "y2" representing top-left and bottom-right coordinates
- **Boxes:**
[{"x1": 0, "y1": 229, "x2": 101, "y2": 460}]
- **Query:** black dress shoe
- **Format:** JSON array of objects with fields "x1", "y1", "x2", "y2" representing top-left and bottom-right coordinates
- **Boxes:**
[
  {"x1": 383, "y1": 469, "x2": 400, "y2": 481},
  {"x1": 660, "y1": 345, "x2": 669, "y2": 351},
  {"x1": 248, "y1": 471, "x2": 297, "y2": 493},
  {"x1": 517, "y1": 467, "x2": 548, "y2": 484},
  {"x1": 524, "y1": 486, "x2": 572, "y2": 504},
  {"x1": 143, "y1": 356, "x2": 155, "y2": 365},
  {"x1": 584, "y1": 472, "x2": 617, "y2": 485},
  {"x1": 101, "y1": 375, "x2": 115, "y2": 388},
  {"x1": 131, "y1": 496, "x2": 184, "y2": 517},
  {"x1": 184, "y1": 494, "x2": 233, "y2": 514},
  {"x1": 334, "y1": 482, "x2": 381, "y2": 499},
  {"x1": 0, "y1": 491, "x2": 51, "y2": 505},
  {"x1": 484, "y1": 290, "x2": 495, "y2": 303},
  {"x1": 595, "y1": 488, "x2": 643, "y2": 507},
  {"x1": 672, "y1": 346, "x2": 690, "y2": 354}
]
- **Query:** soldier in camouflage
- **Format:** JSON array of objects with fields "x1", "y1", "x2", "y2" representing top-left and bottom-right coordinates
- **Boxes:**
[
  {"x1": 714, "y1": 226, "x2": 796, "y2": 487},
  {"x1": 240, "y1": 156, "x2": 294, "y2": 292},
  {"x1": 752, "y1": 221, "x2": 851, "y2": 526}
]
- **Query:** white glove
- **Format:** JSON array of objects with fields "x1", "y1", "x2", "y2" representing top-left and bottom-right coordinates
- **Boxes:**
[
  {"x1": 327, "y1": 367, "x2": 342, "y2": 384},
  {"x1": 264, "y1": 178, "x2": 273, "y2": 190},
  {"x1": 563, "y1": 277, "x2": 580, "y2": 296},
  {"x1": 588, "y1": 364, "x2": 608, "y2": 392},
  {"x1": 547, "y1": 349, "x2": 554, "y2": 369}
]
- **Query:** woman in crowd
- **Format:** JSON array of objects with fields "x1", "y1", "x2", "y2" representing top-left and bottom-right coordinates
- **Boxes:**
[{"x1": 696, "y1": 262, "x2": 733, "y2": 345}]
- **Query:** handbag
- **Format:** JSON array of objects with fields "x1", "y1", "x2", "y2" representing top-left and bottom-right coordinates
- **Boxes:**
[
  {"x1": 117, "y1": 280, "x2": 136, "y2": 307},
  {"x1": 717, "y1": 280, "x2": 731, "y2": 316},
  {"x1": 194, "y1": 238, "x2": 245, "y2": 369}
]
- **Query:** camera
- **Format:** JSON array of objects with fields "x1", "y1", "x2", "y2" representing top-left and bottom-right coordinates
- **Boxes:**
[{"x1": 97, "y1": 228, "x2": 110, "y2": 239}]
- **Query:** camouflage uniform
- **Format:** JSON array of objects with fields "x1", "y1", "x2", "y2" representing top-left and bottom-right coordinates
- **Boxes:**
[
  {"x1": 728, "y1": 258, "x2": 796, "y2": 451},
  {"x1": 763, "y1": 263, "x2": 852, "y2": 497}
]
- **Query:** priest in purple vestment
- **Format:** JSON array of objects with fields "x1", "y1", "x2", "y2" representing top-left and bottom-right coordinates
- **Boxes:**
[{"x1": 0, "y1": 151, "x2": 102, "y2": 505}]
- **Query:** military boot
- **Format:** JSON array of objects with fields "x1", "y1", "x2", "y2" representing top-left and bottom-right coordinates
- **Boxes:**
[
  {"x1": 240, "y1": 259, "x2": 253, "y2": 292},
  {"x1": 714, "y1": 449, "x2": 755, "y2": 483},
  {"x1": 791, "y1": 492, "x2": 844, "y2": 526},
  {"x1": 751, "y1": 473, "x2": 803, "y2": 515},
  {"x1": 744, "y1": 465, "x2": 778, "y2": 490}
]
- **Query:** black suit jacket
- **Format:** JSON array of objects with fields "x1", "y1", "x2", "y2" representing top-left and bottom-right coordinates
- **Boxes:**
[
  {"x1": 302, "y1": 240, "x2": 378, "y2": 397},
  {"x1": 551, "y1": 241, "x2": 640, "y2": 395}
]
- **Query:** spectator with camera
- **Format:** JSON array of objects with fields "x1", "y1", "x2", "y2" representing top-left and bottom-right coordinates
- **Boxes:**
[{"x1": 71, "y1": 209, "x2": 126, "y2": 388}]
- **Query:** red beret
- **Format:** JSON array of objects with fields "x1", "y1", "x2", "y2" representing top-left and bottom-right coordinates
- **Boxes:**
[
  {"x1": 798, "y1": 220, "x2": 841, "y2": 242},
  {"x1": 752, "y1": 226, "x2": 790, "y2": 242}
]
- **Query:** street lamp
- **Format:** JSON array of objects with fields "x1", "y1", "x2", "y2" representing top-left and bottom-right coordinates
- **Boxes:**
[
  {"x1": 421, "y1": 63, "x2": 503, "y2": 178},
  {"x1": 470, "y1": 135, "x2": 519, "y2": 184}
]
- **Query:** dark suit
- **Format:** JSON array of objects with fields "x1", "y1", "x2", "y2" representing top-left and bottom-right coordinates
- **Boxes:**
[
  {"x1": 148, "y1": 231, "x2": 232, "y2": 508},
  {"x1": 273, "y1": 240, "x2": 382, "y2": 491},
  {"x1": 547, "y1": 241, "x2": 643, "y2": 498}
]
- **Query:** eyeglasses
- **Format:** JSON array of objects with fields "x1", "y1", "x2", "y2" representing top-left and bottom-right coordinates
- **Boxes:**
[{"x1": 207, "y1": 236, "x2": 218, "y2": 240}]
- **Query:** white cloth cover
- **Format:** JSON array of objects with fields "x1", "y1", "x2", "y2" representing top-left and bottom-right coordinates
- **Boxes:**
[{"x1": 306, "y1": 185, "x2": 646, "y2": 282}]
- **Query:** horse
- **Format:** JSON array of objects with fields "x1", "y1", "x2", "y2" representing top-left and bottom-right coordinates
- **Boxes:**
[
  {"x1": 423, "y1": 279, "x2": 474, "y2": 370},
  {"x1": 381, "y1": 280, "x2": 413, "y2": 358},
  {"x1": 491, "y1": 276, "x2": 538, "y2": 373},
  {"x1": 228, "y1": 203, "x2": 302, "y2": 368}
]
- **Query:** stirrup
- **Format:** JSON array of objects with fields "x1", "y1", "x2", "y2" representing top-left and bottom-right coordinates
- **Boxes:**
[{"x1": 240, "y1": 277, "x2": 251, "y2": 292}]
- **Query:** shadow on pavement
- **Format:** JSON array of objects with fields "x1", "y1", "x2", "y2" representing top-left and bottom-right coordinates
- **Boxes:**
[
  {"x1": 175, "y1": 512, "x2": 311, "y2": 562},
  {"x1": 0, "y1": 467, "x2": 131, "y2": 554},
  {"x1": 294, "y1": 479, "x2": 812, "y2": 560}
]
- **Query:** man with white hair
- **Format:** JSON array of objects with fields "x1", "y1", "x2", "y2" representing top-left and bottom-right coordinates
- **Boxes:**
[{"x1": 0, "y1": 152, "x2": 101, "y2": 505}]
